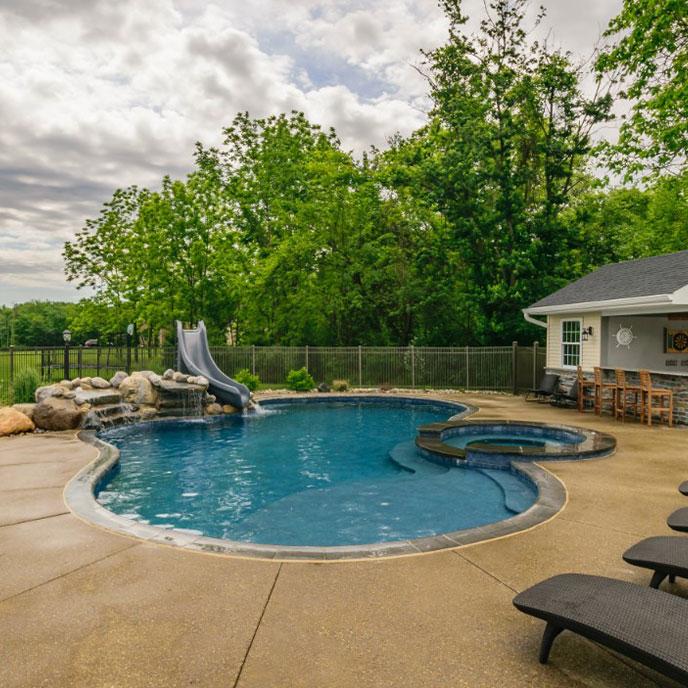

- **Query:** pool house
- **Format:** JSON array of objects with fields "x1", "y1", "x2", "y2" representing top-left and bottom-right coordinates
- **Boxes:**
[{"x1": 523, "y1": 249, "x2": 688, "y2": 424}]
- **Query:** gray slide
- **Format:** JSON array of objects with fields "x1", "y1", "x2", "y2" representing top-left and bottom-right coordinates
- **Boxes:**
[{"x1": 176, "y1": 320, "x2": 251, "y2": 409}]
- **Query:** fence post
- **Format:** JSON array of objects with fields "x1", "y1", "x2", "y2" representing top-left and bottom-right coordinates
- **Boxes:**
[
  {"x1": 465, "y1": 346, "x2": 470, "y2": 390},
  {"x1": 9, "y1": 345, "x2": 14, "y2": 385},
  {"x1": 96, "y1": 347, "x2": 101, "y2": 377},
  {"x1": 78, "y1": 346, "x2": 83, "y2": 378},
  {"x1": 305, "y1": 345, "x2": 309, "y2": 371},
  {"x1": 251, "y1": 345, "x2": 256, "y2": 375},
  {"x1": 532, "y1": 341, "x2": 538, "y2": 388},
  {"x1": 358, "y1": 345, "x2": 362, "y2": 388},
  {"x1": 512, "y1": 341, "x2": 518, "y2": 395},
  {"x1": 410, "y1": 345, "x2": 415, "y2": 388},
  {"x1": 63, "y1": 341, "x2": 70, "y2": 380}
]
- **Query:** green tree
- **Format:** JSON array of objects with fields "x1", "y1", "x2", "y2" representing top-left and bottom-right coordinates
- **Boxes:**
[
  {"x1": 597, "y1": 0, "x2": 688, "y2": 178},
  {"x1": 421, "y1": 0, "x2": 612, "y2": 343}
]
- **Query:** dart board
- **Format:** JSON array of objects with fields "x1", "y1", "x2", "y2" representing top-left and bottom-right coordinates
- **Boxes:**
[{"x1": 666, "y1": 328, "x2": 688, "y2": 353}]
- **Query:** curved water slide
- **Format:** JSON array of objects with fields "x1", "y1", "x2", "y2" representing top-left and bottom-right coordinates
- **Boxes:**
[{"x1": 176, "y1": 321, "x2": 251, "y2": 409}]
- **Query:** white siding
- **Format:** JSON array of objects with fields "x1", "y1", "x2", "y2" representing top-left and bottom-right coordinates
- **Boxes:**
[{"x1": 546, "y1": 312, "x2": 602, "y2": 371}]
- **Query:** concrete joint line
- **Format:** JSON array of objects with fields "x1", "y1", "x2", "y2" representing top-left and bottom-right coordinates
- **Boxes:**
[
  {"x1": 233, "y1": 563, "x2": 283, "y2": 688},
  {"x1": 0, "y1": 512, "x2": 70, "y2": 529},
  {"x1": 451, "y1": 549, "x2": 519, "y2": 594},
  {"x1": 0, "y1": 542, "x2": 139, "y2": 606}
]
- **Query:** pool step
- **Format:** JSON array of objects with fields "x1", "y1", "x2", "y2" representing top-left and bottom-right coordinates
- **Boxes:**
[
  {"x1": 389, "y1": 441, "x2": 449, "y2": 475},
  {"x1": 479, "y1": 468, "x2": 535, "y2": 513}
]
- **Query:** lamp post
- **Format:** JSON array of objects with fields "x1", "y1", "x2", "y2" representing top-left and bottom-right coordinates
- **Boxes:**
[
  {"x1": 126, "y1": 323, "x2": 134, "y2": 372},
  {"x1": 62, "y1": 329, "x2": 71, "y2": 380}
]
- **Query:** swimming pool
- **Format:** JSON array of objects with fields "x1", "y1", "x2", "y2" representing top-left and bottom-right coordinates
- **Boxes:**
[{"x1": 95, "y1": 398, "x2": 538, "y2": 548}]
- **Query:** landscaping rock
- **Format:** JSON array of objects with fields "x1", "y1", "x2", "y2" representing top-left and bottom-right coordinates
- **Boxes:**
[
  {"x1": 33, "y1": 396, "x2": 82, "y2": 431},
  {"x1": 79, "y1": 377, "x2": 92, "y2": 387},
  {"x1": 147, "y1": 373, "x2": 162, "y2": 387},
  {"x1": 90, "y1": 376, "x2": 110, "y2": 389},
  {"x1": 82, "y1": 410, "x2": 102, "y2": 430},
  {"x1": 222, "y1": 404, "x2": 241, "y2": 414},
  {"x1": 63, "y1": 390, "x2": 76, "y2": 399},
  {"x1": 118, "y1": 375, "x2": 156, "y2": 405},
  {"x1": 163, "y1": 369, "x2": 174, "y2": 380},
  {"x1": 59, "y1": 380, "x2": 75, "y2": 390},
  {"x1": 317, "y1": 382, "x2": 331, "y2": 393},
  {"x1": 206, "y1": 403, "x2": 223, "y2": 415},
  {"x1": 0, "y1": 407, "x2": 35, "y2": 436},
  {"x1": 12, "y1": 403, "x2": 36, "y2": 421},
  {"x1": 139, "y1": 406, "x2": 157, "y2": 420},
  {"x1": 206, "y1": 394, "x2": 216, "y2": 403},
  {"x1": 172, "y1": 371, "x2": 188, "y2": 383},
  {"x1": 109, "y1": 371, "x2": 128, "y2": 388},
  {"x1": 35, "y1": 384, "x2": 69, "y2": 402}
]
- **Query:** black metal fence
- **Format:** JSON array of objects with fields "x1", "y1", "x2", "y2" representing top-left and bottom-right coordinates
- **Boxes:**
[{"x1": 0, "y1": 342, "x2": 545, "y2": 405}]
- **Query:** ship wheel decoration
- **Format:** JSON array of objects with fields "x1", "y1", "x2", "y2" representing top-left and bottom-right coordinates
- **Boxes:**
[{"x1": 614, "y1": 325, "x2": 637, "y2": 349}]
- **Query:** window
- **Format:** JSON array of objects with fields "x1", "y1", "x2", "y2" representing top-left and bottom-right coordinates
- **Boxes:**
[{"x1": 561, "y1": 320, "x2": 581, "y2": 368}]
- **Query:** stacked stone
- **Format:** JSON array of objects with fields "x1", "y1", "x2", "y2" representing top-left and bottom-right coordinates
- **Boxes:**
[{"x1": 0, "y1": 368, "x2": 242, "y2": 436}]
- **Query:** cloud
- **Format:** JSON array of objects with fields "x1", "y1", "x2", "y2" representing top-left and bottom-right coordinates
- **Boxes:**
[{"x1": 0, "y1": 0, "x2": 622, "y2": 305}]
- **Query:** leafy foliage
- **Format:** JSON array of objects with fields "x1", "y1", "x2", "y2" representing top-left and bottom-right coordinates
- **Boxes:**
[
  {"x1": 12, "y1": 367, "x2": 41, "y2": 403},
  {"x1": 286, "y1": 368, "x2": 316, "y2": 391},
  {"x1": 234, "y1": 368, "x2": 260, "y2": 392},
  {"x1": 596, "y1": 0, "x2": 688, "y2": 178}
]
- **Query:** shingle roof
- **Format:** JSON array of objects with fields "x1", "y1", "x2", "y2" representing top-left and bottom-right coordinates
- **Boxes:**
[{"x1": 529, "y1": 250, "x2": 688, "y2": 309}]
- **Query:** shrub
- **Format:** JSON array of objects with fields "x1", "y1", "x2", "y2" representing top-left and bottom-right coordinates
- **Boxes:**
[
  {"x1": 234, "y1": 368, "x2": 260, "y2": 392},
  {"x1": 13, "y1": 368, "x2": 42, "y2": 403},
  {"x1": 286, "y1": 367, "x2": 315, "y2": 392},
  {"x1": 331, "y1": 379, "x2": 349, "y2": 391}
]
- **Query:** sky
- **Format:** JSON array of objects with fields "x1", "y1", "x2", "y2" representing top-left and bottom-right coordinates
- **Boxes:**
[{"x1": 0, "y1": 0, "x2": 622, "y2": 306}]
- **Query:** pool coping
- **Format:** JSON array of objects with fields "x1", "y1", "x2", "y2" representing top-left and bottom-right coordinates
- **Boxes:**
[{"x1": 63, "y1": 394, "x2": 569, "y2": 561}]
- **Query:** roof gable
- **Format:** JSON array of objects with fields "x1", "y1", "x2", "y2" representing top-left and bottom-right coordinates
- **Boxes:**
[{"x1": 529, "y1": 250, "x2": 688, "y2": 310}]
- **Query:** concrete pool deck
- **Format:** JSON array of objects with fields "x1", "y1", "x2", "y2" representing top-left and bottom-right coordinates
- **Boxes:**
[{"x1": 1, "y1": 393, "x2": 687, "y2": 687}]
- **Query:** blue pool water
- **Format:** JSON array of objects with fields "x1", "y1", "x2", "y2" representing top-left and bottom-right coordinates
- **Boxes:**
[{"x1": 96, "y1": 400, "x2": 537, "y2": 546}]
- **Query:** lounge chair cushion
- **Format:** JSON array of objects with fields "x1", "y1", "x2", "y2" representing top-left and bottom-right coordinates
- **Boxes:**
[
  {"x1": 513, "y1": 573, "x2": 688, "y2": 683},
  {"x1": 623, "y1": 536, "x2": 688, "y2": 587},
  {"x1": 680, "y1": 480, "x2": 688, "y2": 497},
  {"x1": 667, "y1": 507, "x2": 688, "y2": 533}
]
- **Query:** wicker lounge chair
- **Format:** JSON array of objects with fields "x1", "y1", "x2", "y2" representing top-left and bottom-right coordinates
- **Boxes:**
[
  {"x1": 623, "y1": 536, "x2": 687, "y2": 588},
  {"x1": 680, "y1": 480, "x2": 688, "y2": 496},
  {"x1": 526, "y1": 373, "x2": 559, "y2": 402},
  {"x1": 551, "y1": 380, "x2": 578, "y2": 408},
  {"x1": 667, "y1": 507, "x2": 688, "y2": 533},
  {"x1": 513, "y1": 573, "x2": 688, "y2": 684}
]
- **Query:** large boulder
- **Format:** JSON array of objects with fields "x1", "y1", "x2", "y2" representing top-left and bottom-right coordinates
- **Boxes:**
[
  {"x1": 90, "y1": 376, "x2": 110, "y2": 389},
  {"x1": 35, "y1": 384, "x2": 70, "y2": 402},
  {"x1": 0, "y1": 407, "x2": 35, "y2": 436},
  {"x1": 222, "y1": 404, "x2": 242, "y2": 414},
  {"x1": 163, "y1": 369, "x2": 174, "y2": 380},
  {"x1": 33, "y1": 397, "x2": 83, "y2": 431},
  {"x1": 109, "y1": 371, "x2": 128, "y2": 388},
  {"x1": 172, "y1": 371, "x2": 189, "y2": 383},
  {"x1": 205, "y1": 403, "x2": 223, "y2": 415},
  {"x1": 118, "y1": 375, "x2": 156, "y2": 405}
]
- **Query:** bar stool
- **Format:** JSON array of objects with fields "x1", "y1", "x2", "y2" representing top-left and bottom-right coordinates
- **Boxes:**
[
  {"x1": 639, "y1": 370, "x2": 673, "y2": 427},
  {"x1": 576, "y1": 366, "x2": 594, "y2": 412},
  {"x1": 614, "y1": 368, "x2": 641, "y2": 422},
  {"x1": 593, "y1": 367, "x2": 616, "y2": 415}
]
